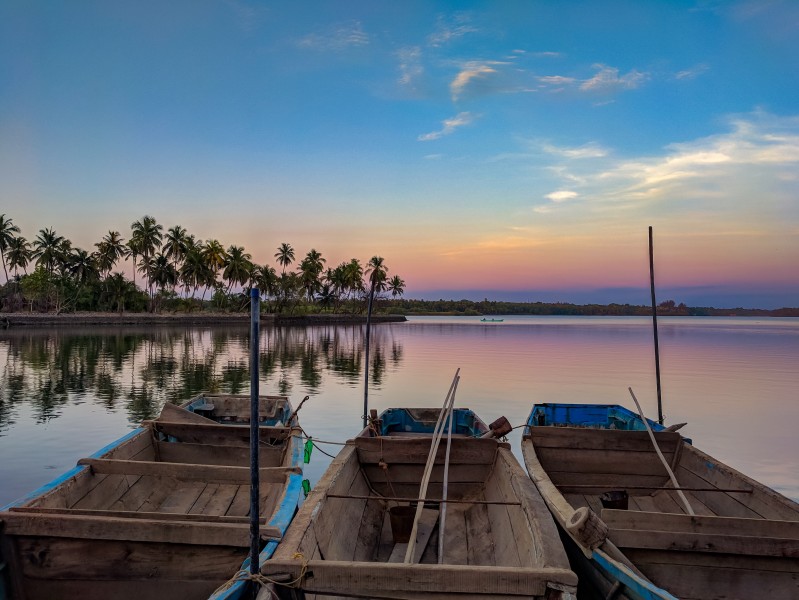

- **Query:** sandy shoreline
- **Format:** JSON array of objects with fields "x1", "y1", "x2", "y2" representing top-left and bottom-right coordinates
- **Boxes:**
[{"x1": 0, "y1": 312, "x2": 406, "y2": 328}]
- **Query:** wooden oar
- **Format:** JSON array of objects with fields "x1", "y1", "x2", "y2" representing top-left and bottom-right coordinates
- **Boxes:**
[
  {"x1": 438, "y1": 376, "x2": 459, "y2": 564},
  {"x1": 404, "y1": 369, "x2": 459, "y2": 563},
  {"x1": 628, "y1": 387, "x2": 695, "y2": 516}
]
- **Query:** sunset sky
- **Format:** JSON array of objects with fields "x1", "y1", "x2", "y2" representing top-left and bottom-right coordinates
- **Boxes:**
[{"x1": 2, "y1": 1, "x2": 798, "y2": 307}]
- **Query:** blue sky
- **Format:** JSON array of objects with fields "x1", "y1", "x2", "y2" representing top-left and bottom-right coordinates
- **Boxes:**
[{"x1": 1, "y1": 1, "x2": 798, "y2": 307}]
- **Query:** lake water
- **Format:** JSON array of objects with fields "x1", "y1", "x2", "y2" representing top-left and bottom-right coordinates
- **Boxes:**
[{"x1": 1, "y1": 315, "x2": 797, "y2": 507}]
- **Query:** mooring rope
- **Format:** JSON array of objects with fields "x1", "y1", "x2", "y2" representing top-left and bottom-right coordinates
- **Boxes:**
[{"x1": 211, "y1": 553, "x2": 309, "y2": 596}]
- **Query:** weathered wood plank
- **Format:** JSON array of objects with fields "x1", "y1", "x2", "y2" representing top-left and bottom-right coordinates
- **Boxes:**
[
  {"x1": 388, "y1": 508, "x2": 439, "y2": 563},
  {"x1": 439, "y1": 504, "x2": 466, "y2": 565},
  {"x1": 155, "y1": 480, "x2": 207, "y2": 514},
  {"x1": 529, "y1": 427, "x2": 681, "y2": 454},
  {"x1": 602, "y1": 509, "x2": 799, "y2": 539},
  {"x1": 353, "y1": 498, "x2": 386, "y2": 562},
  {"x1": 77, "y1": 458, "x2": 299, "y2": 483},
  {"x1": 224, "y1": 484, "x2": 251, "y2": 517},
  {"x1": 191, "y1": 483, "x2": 236, "y2": 517},
  {"x1": 17, "y1": 578, "x2": 221, "y2": 600},
  {"x1": 549, "y1": 471, "x2": 670, "y2": 490},
  {"x1": 678, "y1": 445, "x2": 799, "y2": 521},
  {"x1": 72, "y1": 474, "x2": 139, "y2": 510},
  {"x1": 261, "y1": 561, "x2": 577, "y2": 597},
  {"x1": 353, "y1": 437, "x2": 501, "y2": 466},
  {"x1": 1, "y1": 512, "x2": 280, "y2": 546},
  {"x1": 156, "y1": 440, "x2": 284, "y2": 467},
  {"x1": 270, "y1": 444, "x2": 359, "y2": 564},
  {"x1": 362, "y1": 463, "x2": 492, "y2": 485},
  {"x1": 611, "y1": 528, "x2": 799, "y2": 557},
  {"x1": 157, "y1": 401, "x2": 219, "y2": 424},
  {"x1": 629, "y1": 550, "x2": 799, "y2": 600},
  {"x1": 145, "y1": 421, "x2": 291, "y2": 447},
  {"x1": 465, "y1": 501, "x2": 495, "y2": 566},
  {"x1": 6, "y1": 506, "x2": 271, "y2": 524},
  {"x1": 535, "y1": 446, "x2": 676, "y2": 477}
]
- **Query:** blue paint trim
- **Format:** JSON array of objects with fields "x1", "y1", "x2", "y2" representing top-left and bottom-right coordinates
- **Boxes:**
[
  {"x1": 592, "y1": 551, "x2": 678, "y2": 600},
  {"x1": 524, "y1": 403, "x2": 692, "y2": 443},
  {"x1": 377, "y1": 407, "x2": 488, "y2": 437},
  {"x1": 0, "y1": 428, "x2": 144, "y2": 511}
]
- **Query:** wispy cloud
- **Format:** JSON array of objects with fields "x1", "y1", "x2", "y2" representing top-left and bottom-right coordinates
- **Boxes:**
[
  {"x1": 428, "y1": 13, "x2": 478, "y2": 47},
  {"x1": 579, "y1": 64, "x2": 648, "y2": 92},
  {"x1": 539, "y1": 111, "x2": 799, "y2": 214},
  {"x1": 545, "y1": 190, "x2": 578, "y2": 202},
  {"x1": 542, "y1": 142, "x2": 608, "y2": 159},
  {"x1": 450, "y1": 61, "x2": 511, "y2": 100},
  {"x1": 296, "y1": 21, "x2": 369, "y2": 51},
  {"x1": 396, "y1": 46, "x2": 423, "y2": 87},
  {"x1": 675, "y1": 63, "x2": 710, "y2": 80},
  {"x1": 418, "y1": 112, "x2": 476, "y2": 141}
]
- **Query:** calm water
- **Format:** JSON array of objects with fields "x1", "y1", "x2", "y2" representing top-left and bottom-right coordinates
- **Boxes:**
[{"x1": 1, "y1": 316, "x2": 797, "y2": 506}]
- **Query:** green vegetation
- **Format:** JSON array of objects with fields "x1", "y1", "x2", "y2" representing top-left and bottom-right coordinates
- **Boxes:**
[
  {"x1": 384, "y1": 298, "x2": 799, "y2": 318},
  {"x1": 0, "y1": 213, "x2": 405, "y2": 315}
]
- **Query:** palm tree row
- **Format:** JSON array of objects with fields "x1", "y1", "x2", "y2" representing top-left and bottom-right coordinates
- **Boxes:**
[{"x1": 0, "y1": 213, "x2": 405, "y2": 313}]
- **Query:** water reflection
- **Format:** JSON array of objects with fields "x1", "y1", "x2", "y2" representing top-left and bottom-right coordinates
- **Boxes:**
[{"x1": 0, "y1": 325, "x2": 402, "y2": 429}]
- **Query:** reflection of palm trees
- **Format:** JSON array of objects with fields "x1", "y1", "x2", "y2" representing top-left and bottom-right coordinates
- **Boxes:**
[{"x1": 0, "y1": 323, "x2": 404, "y2": 429}]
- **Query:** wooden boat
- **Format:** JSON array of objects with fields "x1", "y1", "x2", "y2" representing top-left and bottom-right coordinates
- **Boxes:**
[
  {"x1": 0, "y1": 394, "x2": 304, "y2": 600},
  {"x1": 261, "y1": 407, "x2": 577, "y2": 599},
  {"x1": 181, "y1": 392, "x2": 297, "y2": 426},
  {"x1": 480, "y1": 318, "x2": 504, "y2": 322},
  {"x1": 522, "y1": 403, "x2": 799, "y2": 600}
]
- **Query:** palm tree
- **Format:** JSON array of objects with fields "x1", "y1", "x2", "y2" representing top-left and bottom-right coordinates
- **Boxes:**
[
  {"x1": 32, "y1": 227, "x2": 66, "y2": 275},
  {"x1": 6, "y1": 236, "x2": 32, "y2": 277},
  {"x1": 275, "y1": 242, "x2": 295, "y2": 274},
  {"x1": 202, "y1": 239, "x2": 226, "y2": 288},
  {"x1": 67, "y1": 248, "x2": 99, "y2": 308},
  {"x1": 149, "y1": 253, "x2": 178, "y2": 295},
  {"x1": 366, "y1": 256, "x2": 388, "y2": 296},
  {"x1": 94, "y1": 231, "x2": 127, "y2": 278},
  {"x1": 222, "y1": 246, "x2": 252, "y2": 293},
  {"x1": 130, "y1": 215, "x2": 163, "y2": 296},
  {"x1": 387, "y1": 275, "x2": 405, "y2": 298},
  {"x1": 298, "y1": 248, "x2": 326, "y2": 302},
  {"x1": 0, "y1": 214, "x2": 21, "y2": 283},
  {"x1": 180, "y1": 246, "x2": 212, "y2": 299},
  {"x1": 164, "y1": 225, "x2": 188, "y2": 273},
  {"x1": 126, "y1": 236, "x2": 142, "y2": 287},
  {"x1": 344, "y1": 258, "x2": 364, "y2": 301}
]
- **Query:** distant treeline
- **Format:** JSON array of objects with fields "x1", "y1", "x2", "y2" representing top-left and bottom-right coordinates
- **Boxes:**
[{"x1": 384, "y1": 298, "x2": 799, "y2": 318}]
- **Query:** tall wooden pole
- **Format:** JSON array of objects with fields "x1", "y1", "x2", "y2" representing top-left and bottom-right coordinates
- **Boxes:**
[
  {"x1": 648, "y1": 227, "x2": 664, "y2": 425},
  {"x1": 363, "y1": 284, "x2": 375, "y2": 428},
  {"x1": 249, "y1": 288, "x2": 261, "y2": 575}
]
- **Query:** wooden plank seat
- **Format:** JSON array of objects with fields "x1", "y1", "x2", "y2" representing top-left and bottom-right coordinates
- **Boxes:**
[
  {"x1": 77, "y1": 458, "x2": 299, "y2": 483},
  {"x1": 602, "y1": 509, "x2": 799, "y2": 558}
]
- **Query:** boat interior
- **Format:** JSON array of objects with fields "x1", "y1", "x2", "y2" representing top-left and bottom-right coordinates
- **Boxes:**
[{"x1": 289, "y1": 435, "x2": 558, "y2": 569}]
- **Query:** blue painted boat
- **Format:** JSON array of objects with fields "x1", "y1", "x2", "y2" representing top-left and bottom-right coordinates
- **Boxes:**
[
  {"x1": 0, "y1": 393, "x2": 303, "y2": 600},
  {"x1": 261, "y1": 407, "x2": 578, "y2": 599},
  {"x1": 522, "y1": 403, "x2": 799, "y2": 600}
]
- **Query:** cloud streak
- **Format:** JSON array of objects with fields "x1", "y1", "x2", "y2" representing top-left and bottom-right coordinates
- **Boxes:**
[
  {"x1": 297, "y1": 21, "x2": 369, "y2": 51},
  {"x1": 418, "y1": 112, "x2": 476, "y2": 141}
]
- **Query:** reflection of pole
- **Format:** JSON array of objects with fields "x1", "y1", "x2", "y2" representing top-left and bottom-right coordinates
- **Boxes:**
[
  {"x1": 648, "y1": 227, "x2": 664, "y2": 425},
  {"x1": 363, "y1": 285, "x2": 375, "y2": 428},
  {"x1": 249, "y1": 288, "x2": 260, "y2": 576}
]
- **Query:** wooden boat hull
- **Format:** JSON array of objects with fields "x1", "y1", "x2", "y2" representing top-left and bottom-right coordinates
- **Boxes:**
[
  {"x1": 0, "y1": 396, "x2": 304, "y2": 600},
  {"x1": 262, "y1": 410, "x2": 577, "y2": 599},
  {"x1": 522, "y1": 403, "x2": 799, "y2": 600}
]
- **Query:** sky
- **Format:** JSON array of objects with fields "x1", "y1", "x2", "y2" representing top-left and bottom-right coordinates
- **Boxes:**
[{"x1": 1, "y1": 1, "x2": 798, "y2": 308}]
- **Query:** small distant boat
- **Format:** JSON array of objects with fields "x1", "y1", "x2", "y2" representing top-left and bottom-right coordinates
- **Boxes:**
[
  {"x1": 261, "y1": 407, "x2": 577, "y2": 599},
  {"x1": 522, "y1": 403, "x2": 799, "y2": 600},
  {"x1": 480, "y1": 317, "x2": 504, "y2": 322},
  {"x1": 0, "y1": 393, "x2": 304, "y2": 600}
]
